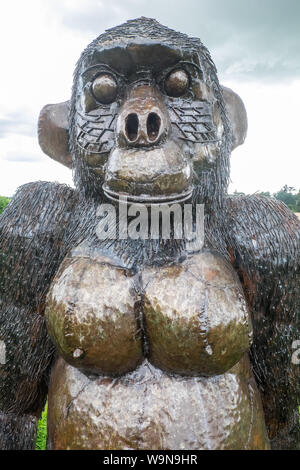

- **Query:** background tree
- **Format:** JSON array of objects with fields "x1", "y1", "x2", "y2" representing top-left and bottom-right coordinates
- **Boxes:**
[
  {"x1": 273, "y1": 185, "x2": 298, "y2": 211},
  {"x1": 0, "y1": 197, "x2": 10, "y2": 214}
]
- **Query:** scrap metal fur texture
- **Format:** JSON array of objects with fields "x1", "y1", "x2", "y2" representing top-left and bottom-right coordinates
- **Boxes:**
[{"x1": 0, "y1": 17, "x2": 299, "y2": 450}]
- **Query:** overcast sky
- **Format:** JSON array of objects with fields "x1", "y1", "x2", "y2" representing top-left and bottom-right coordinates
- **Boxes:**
[{"x1": 0, "y1": 0, "x2": 299, "y2": 196}]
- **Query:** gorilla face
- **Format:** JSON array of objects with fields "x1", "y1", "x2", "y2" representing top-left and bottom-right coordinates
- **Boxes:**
[
  {"x1": 69, "y1": 18, "x2": 231, "y2": 205},
  {"x1": 39, "y1": 18, "x2": 247, "y2": 206}
]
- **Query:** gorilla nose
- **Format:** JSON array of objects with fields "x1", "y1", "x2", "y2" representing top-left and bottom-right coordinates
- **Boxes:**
[
  {"x1": 124, "y1": 111, "x2": 162, "y2": 146},
  {"x1": 125, "y1": 113, "x2": 139, "y2": 142},
  {"x1": 147, "y1": 113, "x2": 161, "y2": 141},
  {"x1": 116, "y1": 85, "x2": 170, "y2": 148}
]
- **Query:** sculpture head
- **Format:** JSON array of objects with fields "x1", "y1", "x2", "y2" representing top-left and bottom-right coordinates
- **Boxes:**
[{"x1": 39, "y1": 17, "x2": 247, "y2": 206}]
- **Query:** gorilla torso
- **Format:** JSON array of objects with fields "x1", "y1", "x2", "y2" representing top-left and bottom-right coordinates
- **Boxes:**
[{"x1": 45, "y1": 241, "x2": 269, "y2": 449}]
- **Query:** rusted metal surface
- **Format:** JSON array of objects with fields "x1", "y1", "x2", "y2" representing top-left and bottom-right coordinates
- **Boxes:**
[
  {"x1": 48, "y1": 356, "x2": 269, "y2": 450},
  {"x1": 143, "y1": 252, "x2": 252, "y2": 376},
  {"x1": 46, "y1": 256, "x2": 143, "y2": 376},
  {"x1": 45, "y1": 249, "x2": 270, "y2": 450}
]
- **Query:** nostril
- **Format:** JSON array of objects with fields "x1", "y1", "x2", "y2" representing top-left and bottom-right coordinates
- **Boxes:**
[
  {"x1": 147, "y1": 112, "x2": 161, "y2": 141},
  {"x1": 125, "y1": 113, "x2": 139, "y2": 141}
]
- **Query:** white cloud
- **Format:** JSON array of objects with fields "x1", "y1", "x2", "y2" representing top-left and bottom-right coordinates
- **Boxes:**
[
  {"x1": 225, "y1": 79, "x2": 300, "y2": 194},
  {"x1": 0, "y1": 158, "x2": 73, "y2": 198}
]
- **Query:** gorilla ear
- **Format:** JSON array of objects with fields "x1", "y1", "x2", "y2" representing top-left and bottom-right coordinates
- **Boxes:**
[
  {"x1": 221, "y1": 86, "x2": 248, "y2": 150},
  {"x1": 38, "y1": 101, "x2": 72, "y2": 168}
]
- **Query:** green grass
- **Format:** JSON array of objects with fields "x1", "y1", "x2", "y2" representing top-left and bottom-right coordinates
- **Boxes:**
[{"x1": 35, "y1": 401, "x2": 48, "y2": 450}]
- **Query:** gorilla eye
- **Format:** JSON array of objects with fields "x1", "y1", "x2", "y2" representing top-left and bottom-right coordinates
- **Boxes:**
[
  {"x1": 91, "y1": 74, "x2": 118, "y2": 104},
  {"x1": 164, "y1": 69, "x2": 189, "y2": 97}
]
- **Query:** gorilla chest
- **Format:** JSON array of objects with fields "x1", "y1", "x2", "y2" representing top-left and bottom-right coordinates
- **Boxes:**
[{"x1": 45, "y1": 249, "x2": 252, "y2": 377}]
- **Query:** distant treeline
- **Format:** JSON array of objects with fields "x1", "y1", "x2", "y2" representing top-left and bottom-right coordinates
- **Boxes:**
[
  {"x1": 0, "y1": 185, "x2": 299, "y2": 215},
  {"x1": 231, "y1": 185, "x2": 300, "y2": 212}
]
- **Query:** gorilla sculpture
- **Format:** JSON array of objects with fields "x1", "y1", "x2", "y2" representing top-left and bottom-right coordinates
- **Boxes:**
[{"x1": 0, "y1": 17, "x2": 299, "y2": 450}]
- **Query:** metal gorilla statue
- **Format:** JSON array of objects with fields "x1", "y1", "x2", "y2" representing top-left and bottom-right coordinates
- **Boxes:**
[{"x1": 0, "y1": 17, "x2": 299, "y2": 450}]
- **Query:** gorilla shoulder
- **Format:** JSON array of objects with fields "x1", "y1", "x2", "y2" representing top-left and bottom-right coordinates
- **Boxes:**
[
  {"x1": 0, "y1": 181, "x2": 77, "y2": 232},
  {"x1": 0, "y1": 181, "x2": 78, "y2": 308},
  {"x1": 224, "y1": 194, "x2": 300, "y2": 273}
]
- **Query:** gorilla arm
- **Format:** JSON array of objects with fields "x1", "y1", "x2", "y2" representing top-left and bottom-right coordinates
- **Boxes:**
[
  {"x1": 225, "y1": 194, "x2": 300, "y2": 449},
  {"x1": 0, "y1": 181, "x2": 77, "y2": 449}
]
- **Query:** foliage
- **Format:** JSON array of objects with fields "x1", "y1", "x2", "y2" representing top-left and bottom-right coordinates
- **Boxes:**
[
  {"x1": 232, "y1": 186, "x2": 300, "y2": 212},
  {"x1": 0, "y1": 196, "x2": 10, "y2": 214},
  {"x1": 35, "y1": 401, "x2": 48, "y2": 450},
  {"x1": 273, "y1": 185, "x2": 299, "y2": 211}
]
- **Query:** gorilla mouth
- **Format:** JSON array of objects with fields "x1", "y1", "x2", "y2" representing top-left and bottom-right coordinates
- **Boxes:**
[{"x1": 103, "y1": 185, "x2": 193, "y2": 205}]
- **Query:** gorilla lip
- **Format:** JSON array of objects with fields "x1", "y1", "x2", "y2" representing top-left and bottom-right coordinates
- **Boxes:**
[{"x1": 102, "y1": 185, "x2": 193, "y2": 205}]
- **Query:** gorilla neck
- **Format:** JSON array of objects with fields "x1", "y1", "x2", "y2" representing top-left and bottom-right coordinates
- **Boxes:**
[{"x1": 66, "y1": 193, "x2": 229, "y2": 269}]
